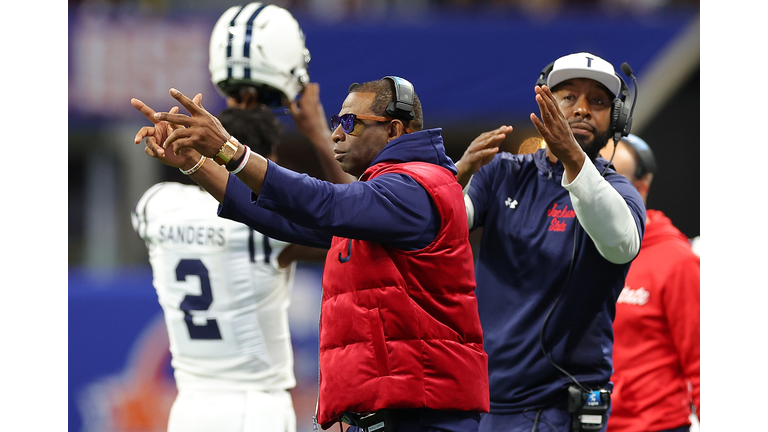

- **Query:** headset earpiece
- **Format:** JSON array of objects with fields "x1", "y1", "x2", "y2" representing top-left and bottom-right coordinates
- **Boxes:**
[
  {"x1": 536, "y1": 62, "x2": 554, "y2": 87},
  {"x1": 610, "y1": 77, "x2": 632, "y2": 140},
  {"x1": 611, "y1": 97, "x2": 625, "y2": 140},
  {"x1": 383, "y1": 76, "x2": 416, "y2": 120}
]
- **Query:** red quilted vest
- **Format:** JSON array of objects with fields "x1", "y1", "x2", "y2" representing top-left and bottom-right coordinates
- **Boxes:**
[{"x1": 317, "y1": 161, "x2": 489, "y2": 428}]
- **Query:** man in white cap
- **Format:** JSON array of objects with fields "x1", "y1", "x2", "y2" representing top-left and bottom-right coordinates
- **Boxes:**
[{"x1": 455, "y1": 52, "x2": 647, "y2": 432}]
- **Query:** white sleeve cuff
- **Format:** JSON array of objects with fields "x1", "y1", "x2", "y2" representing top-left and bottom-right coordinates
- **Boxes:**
[
  {"x1": 463, "y1": 174, "x2": 477, "y2": 229},
  {"x1": 464, "y1": 194, "x2": 476, "y2": 230}
]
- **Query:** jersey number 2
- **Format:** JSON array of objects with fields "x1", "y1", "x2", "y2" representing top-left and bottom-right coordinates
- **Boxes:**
[{"x1": 176, "y1": 259, "x2": 222, "y2": 340}]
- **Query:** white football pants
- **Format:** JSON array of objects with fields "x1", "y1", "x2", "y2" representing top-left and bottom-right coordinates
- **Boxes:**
[{"x1": 167, "y1": 389, "x2": 296, "y2": 432}]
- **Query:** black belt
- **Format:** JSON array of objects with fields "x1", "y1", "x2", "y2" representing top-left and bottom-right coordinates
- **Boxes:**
[{"x1": 340, "y1": 410, "x2": 396, "y2": 432}]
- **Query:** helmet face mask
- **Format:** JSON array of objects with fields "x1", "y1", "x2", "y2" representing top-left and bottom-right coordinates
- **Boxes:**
[{"x1": 209, "y1": 3, "x2": 311, "y2": 106}]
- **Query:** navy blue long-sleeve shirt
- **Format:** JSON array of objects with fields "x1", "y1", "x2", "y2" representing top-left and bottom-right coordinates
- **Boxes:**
[
  {"x1": 218, "y1": 128, "x2": 455, "y2": 251},
  {"x1": 466, "y1": 149, "x2": 645, "y2": 414}
]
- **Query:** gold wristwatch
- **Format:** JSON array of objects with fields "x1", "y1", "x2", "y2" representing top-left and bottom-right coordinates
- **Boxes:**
[{"x1": 214, "y1": 138, "x2": 239, "y2": 165}]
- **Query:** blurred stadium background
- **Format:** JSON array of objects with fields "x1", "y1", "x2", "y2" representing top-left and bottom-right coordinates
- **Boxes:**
[{"x1": 68, "y1": 0, "x2": 699, "y2": 431}]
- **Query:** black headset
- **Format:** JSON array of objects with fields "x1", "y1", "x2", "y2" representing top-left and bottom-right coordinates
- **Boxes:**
[
  {"x1": 383, "y1": 76, "x2": 416, "y2": 121},
  {"x1": 535, "y1": 62, "x2": 633, "y2": 142}
]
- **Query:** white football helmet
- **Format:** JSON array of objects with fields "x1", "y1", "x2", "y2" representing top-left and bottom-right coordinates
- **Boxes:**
[{"x1": 209, "y1": 2, "x2": 311, "y2": 107}]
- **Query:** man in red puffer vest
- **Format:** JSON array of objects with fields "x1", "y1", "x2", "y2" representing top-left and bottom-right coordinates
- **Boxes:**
[
  {"x1": 320, "y1": 160, "x2": 488, "y2": 429},
  {"x1": 133, "y1": 76, "x2": 490, "y2": 432}
]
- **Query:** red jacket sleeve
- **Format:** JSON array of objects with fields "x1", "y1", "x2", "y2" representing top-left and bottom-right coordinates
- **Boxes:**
[{"x1": 662, "y1": 247, "x2": 700, "y2": 418}]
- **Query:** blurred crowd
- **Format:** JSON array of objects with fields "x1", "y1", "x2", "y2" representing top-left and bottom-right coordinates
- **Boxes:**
[{"x1": 69, "y1": 0, "x2": 699, "y2": 18}]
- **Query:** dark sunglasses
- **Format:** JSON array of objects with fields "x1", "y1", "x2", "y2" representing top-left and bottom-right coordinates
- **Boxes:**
[{"x1": 330, "y1": 113, "x2": 390, "y2": 134}]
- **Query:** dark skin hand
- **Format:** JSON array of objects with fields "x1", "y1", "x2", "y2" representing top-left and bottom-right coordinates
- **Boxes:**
[
  {"x1": 455, "y1": 125, "x2": 513, "y2": 188},
  {"x1": 131, "y1": 93, "x2": 205, "y2": 170},
  {"x1": 530, "y1": 85, "x2": 586, "y2": 182},
  {"x1": 151, "y1": 88, "x2": 233, "y2": 159},
  {"x1": 289, "y1": 83, "x2": 330, "y2": 140},
  {"x1": 458, "y1": 85, "x2": 591, "y2": 189},
  {"x1": 131, "y1": 92, "x2": 330, "y2": 266},
  {"x1": 151, "y1": 88, "x2": 275, "y2": 195},
  {"x1": 131, "y1": 92, "x2": 232, "y2": 201}
]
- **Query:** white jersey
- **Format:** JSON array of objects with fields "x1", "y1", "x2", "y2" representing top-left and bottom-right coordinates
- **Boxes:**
[{"x1": 131, "y1": 182, "x2": 296, "y2": 392}]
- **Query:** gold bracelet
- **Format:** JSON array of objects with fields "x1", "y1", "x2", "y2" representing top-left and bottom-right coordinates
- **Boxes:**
[
  {"x1": 179, "y1": 155, "x2": 206, "y2": 175},
  {"x1": 214, "y1": 137, "x2": 239, "y2": 165}
]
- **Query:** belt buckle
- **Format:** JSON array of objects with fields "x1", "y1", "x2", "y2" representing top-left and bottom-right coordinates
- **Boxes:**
[{"x1": 342, "y1": 411, "x2": 386, "y2": 432}]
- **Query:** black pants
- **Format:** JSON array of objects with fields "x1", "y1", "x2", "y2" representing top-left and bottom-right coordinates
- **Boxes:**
[{"x1": 344, "y1": 409, "x2": 480, "y2": 432}]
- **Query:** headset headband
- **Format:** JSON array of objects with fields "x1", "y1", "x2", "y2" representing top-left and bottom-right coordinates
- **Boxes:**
[{"x1": 383, "y1": 76, "x2": 416, "y2": 120}]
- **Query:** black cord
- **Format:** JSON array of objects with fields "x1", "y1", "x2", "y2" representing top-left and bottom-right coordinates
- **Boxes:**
[
  {"x1": 530, "y1": 409, "x2": 542, "y2": 432},
  {"x1": 538, "y1": 154, "x2": 615, "y2": 395},
  {"x1": 538, "y1": 220, "x2": 592, "y2": 394},
  {"x1": 601, "y1": 140, "x2": 618, "y2": 177}
]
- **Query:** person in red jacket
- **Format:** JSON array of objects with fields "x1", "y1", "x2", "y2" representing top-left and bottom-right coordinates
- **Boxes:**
[{"x1": 600, "y1": 135, "x2": 700, "y2": 432}]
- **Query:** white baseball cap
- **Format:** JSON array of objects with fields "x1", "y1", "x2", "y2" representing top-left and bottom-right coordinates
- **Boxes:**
[{"x1": 547, "y1": 52, "x2": 621, "y2": 97}]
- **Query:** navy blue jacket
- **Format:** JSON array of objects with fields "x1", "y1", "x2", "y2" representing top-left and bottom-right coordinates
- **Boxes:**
[
  {"x1": 218, "y1": 128, "x2": 454, "y2": 251},
  {"x1": 466, "y1": 148, "x2": 645, "y2": 414}
]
